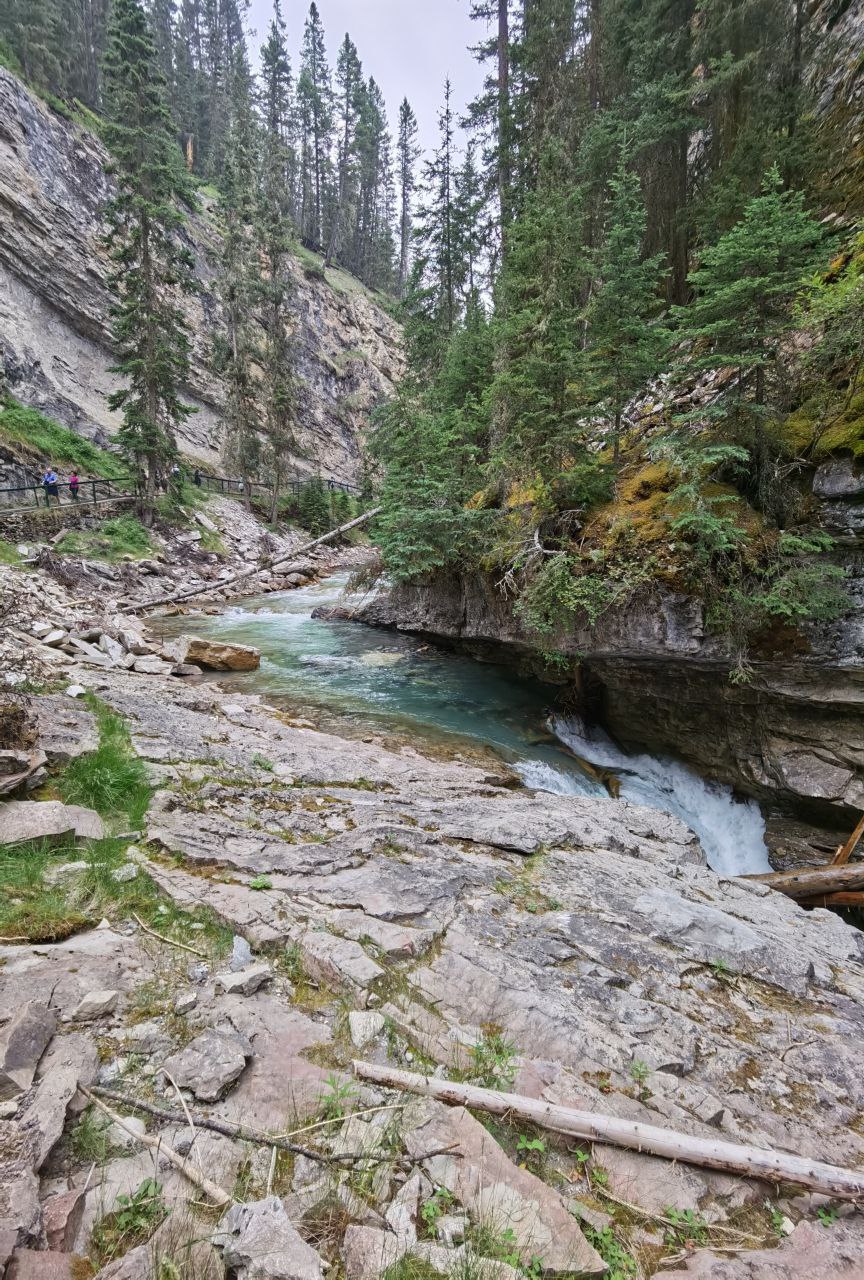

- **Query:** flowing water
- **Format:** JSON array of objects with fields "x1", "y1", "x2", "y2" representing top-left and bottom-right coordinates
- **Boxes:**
[{"x1": 156, "y1": 573, "x2": 770, "y2": 875}]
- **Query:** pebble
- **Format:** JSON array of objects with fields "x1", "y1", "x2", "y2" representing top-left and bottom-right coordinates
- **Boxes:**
[
  {"x1": 174, "y1": 991, "x2": 198, "y2": 1014},
  {"x1": 111, "y1": 863, "x2": 139, "y2": 883}
]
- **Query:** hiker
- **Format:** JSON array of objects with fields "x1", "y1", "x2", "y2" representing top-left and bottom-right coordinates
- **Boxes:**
[
  {"x1": 68, "y1": 471, "x2": 80, "y2": 502},
  {"x1": 193, "y1": 468, "x2": 202, "y2": 488},
  {"x1": 42, "y1": 467, "x2": 60, "y2": 505},
  {"x1": 169, "y1": 461, "x2": 182, "y2": 494}
]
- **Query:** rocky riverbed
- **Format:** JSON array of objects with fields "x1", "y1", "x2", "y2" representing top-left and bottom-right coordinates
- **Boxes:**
[{"x1": 2, "y1": 621, "x2": 864, "y2": 1276}]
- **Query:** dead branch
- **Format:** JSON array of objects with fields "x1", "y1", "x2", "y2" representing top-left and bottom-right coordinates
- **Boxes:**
[
  {"x1": 352, "y1": 1061, "x2": 864, "y2": 1200},
  {"x1": 131, "y1": 912, "x2": 205, "y2": 957}
]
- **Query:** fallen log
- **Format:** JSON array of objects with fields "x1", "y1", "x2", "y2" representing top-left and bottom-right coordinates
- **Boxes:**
[
  {"x1": 119, "y1": 506, "x2": 382, "y2": 614},
  {"x1": 352, "y1": 1061, "x2": 864, "y2": 1200},
  {"x1": 798, "y1": 892, "x2": 864, "y2": 909},
  {"x1": 745, "y1": 865, "x2": 864, "y2": 900},
  {"x1": 832, "y1": 813, "x2": 864, "y2": 866}
]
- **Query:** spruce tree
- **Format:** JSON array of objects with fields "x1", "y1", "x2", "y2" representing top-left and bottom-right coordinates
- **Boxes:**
[
  {"x1": 102, "y1": 0, "x2": 195, "y2": 523},
  {"x1": 258, "y1": 2, "x2": 300, "y2": 523},
  {"x1": 396, "y1": 99, "x2": 420, "y2": 297},
  {"x1": 324, "y1": 34, "x2": 363, "y2": 269},
  {"x1": 219, "y1": 44, "x2": 260, "y2": 506},
  {"x1": 582, "y1": 158, "x2": 670, "y2": 463},
  {"x1": 258, "y1": 1, "x2": 296, "y2": 217},
  {"x1": 676, "y1": 165, "x2": 825, "y2": 514},
  {"x1": 296, "y1": 2, "x2": 333, "y2": 247}
]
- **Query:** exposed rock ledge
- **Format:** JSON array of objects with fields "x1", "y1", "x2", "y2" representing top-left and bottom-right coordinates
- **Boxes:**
[
  {"x1": 4, "y1": 658, "x2": 864, "y2": 1274},
  {"x1": 354, "y1": 570, "x2": 864, "y2": 865},
  {"x1": 0, "y1": 66, "x2": 404, "y2": 481}
]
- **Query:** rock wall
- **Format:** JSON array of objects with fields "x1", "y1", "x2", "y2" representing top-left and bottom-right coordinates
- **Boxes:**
[{"x1": 0, "y1": 67, "x2": 403, "y2": 483}]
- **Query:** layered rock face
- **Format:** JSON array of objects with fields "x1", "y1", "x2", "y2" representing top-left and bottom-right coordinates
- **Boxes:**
[{"x1": 0, "y1": 67, "x2": 403, "y2": 482}]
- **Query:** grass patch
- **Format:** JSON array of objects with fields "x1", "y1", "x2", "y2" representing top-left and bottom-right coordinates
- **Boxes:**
[
  {"x1": 58, "y1": 697, "x2": 152, "y2": 825},
  {"x1": 0, "y1": 836, "x2": 90, "y2": 943},
  {"x1": 0, "y1": 399, "x2": 125, "y2": 478},
  {"x1": 91, "y1": 1178, "x2": 168, "y2": 1268},
  {"x1": 0, "y1": 539, "x2": 21, "y2": 565},
  {"x1": 55, "y1": 515, "x2": 154, "y2": 563}
]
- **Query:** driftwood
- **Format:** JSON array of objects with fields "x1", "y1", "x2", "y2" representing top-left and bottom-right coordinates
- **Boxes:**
[
  {"x1": 746, "y1": 865, "x2": 864, "y2": 900},
  {"x1": 81, "y1": 1086, "x2": 232, "y2": 1207},
  {"x1": 798, "y1": 892, "x2": 864, "y2": 909},
  {"x1": 91, "y1": 1087, "x2": 459, "y2": 1169},
  {"x1": 119, "y1": 506, "x2": 382, "y2": 614},
  {"x1": 353, "y1": 1061, "x2": 864, "y2": 1200},
  {"x1": 832, "y1": 813, "x2": 864, "y2": 866}
]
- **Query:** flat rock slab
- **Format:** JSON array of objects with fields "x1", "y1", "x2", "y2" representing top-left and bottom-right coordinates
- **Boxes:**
[
  {"x1": 6, "y1": 1250, "x2": 89, "y2": 1279},
  {"x1": 0, "y1": 800, "x2": 104, "y2": 845},
  {"x1": 0, "y1": 1004, "x2": 56, "y2": 1100},
  {"x1": 405, "y1": 1102, "x2": 605, "y2": 1276},
  {"x1": 33, "y1": 696, "x2": 98, "y2": 764},
  {"x1": 163, "y1": 1028, "x2": 251, "y2": 1101}
]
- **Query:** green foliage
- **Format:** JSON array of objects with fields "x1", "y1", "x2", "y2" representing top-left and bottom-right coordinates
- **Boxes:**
[
  {"x1": 664, "y1": 1207, "x2": 709, "y2": 1248},
  {"x1": 550, "y1": 463, "x2": 615, "y2": 512},
  {"x1": 56, "y1": 515, "x2": 153, "y2": 562},
  {"x1": 58, "y1": 698, "x2": 152, "y2": 825},
  {"x1": 0, "y1": 400, "x2": 125, "y2": 478},
  {"x1": 298, "y1": 476, "x2": 332, "y2": 535},
  {"x1": 92, "y1": 1178, "x2": 168, "y2": 1266},
  {"x1": 516, "y1": 556, "x2": 615, "y2": 639},
  {"x1": 582, "y1": 1226, "x2": 638, "y2": 1279},
  {"x1": 249, "y1": 875, "x2": 273, "y2": 891},
  {"x1": 69, "y1": 1107, "x2": 113, "y2": 1165},
  {"x1": 420, "y1": 1186, "x2": 454, "y2": 1236},
  {"x1": 817, "y1": 1206, "x2": 839, "y2": 1228},
  {"x1": 0, "y1": 539, "x2": 21, "y2": 566},
  {"x1": 465, "y1": 1028, "x2": 517, "y2": 1089},
  {"x1": 318, "y1": 1072, "x2": 358, "y2": 1121}
]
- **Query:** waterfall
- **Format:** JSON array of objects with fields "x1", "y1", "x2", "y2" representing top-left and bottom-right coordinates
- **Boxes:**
[{"x1": 521, "y1": 714, "x2": 771, "y2": 876}]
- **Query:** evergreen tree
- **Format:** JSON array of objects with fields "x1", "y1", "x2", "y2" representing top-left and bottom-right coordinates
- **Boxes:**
[
  {"x1": 298, "y1": 475, "x2": 331, "y2": 533},
  {"x1": 582, "y1": 158, "x2": 670, "y2": 463},
  {"x1": 258, "y1": 1, "x2": 301, "y2": 522},
  {"x1": 676, "y1": 165, "x2": 825, "y2": 515},
  {"x1": 3, "y1": 0, "x2": 61, "y2": 88},
  {"x1": 396, "y1": 99, "x2": 420, "y2": 297},
  {"x1": 324, "y1": 33, "x2": 363, "y2": 269},
  {"x1": 296, "y1": 2, "x2": 333, "y2": 247},
  {"x1": 102, "y1": 0, "x2": 195, "y2": 522},
  {"x1": 218, "y1": 44, "x2": 260, "y2": 506}
]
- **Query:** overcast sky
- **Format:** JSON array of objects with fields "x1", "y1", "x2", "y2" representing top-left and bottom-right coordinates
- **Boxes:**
[{"x1": 247, "y1": 0, "x2": 486, "y2": 155}]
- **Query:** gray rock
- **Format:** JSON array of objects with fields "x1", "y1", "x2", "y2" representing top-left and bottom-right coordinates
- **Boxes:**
[
  {"x1": 0, "y1": 1004, "x2": 57, "y2": 1100},
  {"x1": 229, "y1": 935, "x2": 254, "y2": 972},
  {"x1": 813, "y1": 456, "x2": 864, "y2": 500},
  {"x1": 99, "y1": 634, "x2": 126, "y2": 664},
  {"x1": 64, "y1": 685, "x2": 87, "y2": 698},
  {"x1": 42, "y1": 860, "x2": 89, "y2": 887},
  {"x1": 0, "y1": 800, "x2": 104, "y2": 845},
  {"x1": 215, "y1": 964, "x2": 272, "y2": 996},
  {"x1": 41, "y1": 629, "x2": 68, "y2": 647},
  {"x1": 212, "y1": 1196, "x2": 325, "y2": 1279},
  {"x1": 69, "y1": 989, "x2": 119, "y2": 1021},
  {"x1": 110, "y1": 863, "x2": 139, "y2": 883},
  {"x1": 132, "y1": 656, "x2": 173, "y2": 675},
  {"x1": 348, "y1": 1010, "x2": 385, "y2": 1049},
  {"x1": 162, "y1": 1029, "x2": 251, "y2": 1101},
  {"x1": 174, "y1": 991, "x2": 198, "y2": 1014},
  {"x1": 107, "y1": 1115, "x2": 146, "y2": 1150}
]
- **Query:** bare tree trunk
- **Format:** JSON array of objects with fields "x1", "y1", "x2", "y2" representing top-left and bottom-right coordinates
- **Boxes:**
[{"x1": 352, "y1": 1062, "x2": 864, "y2": 1199}]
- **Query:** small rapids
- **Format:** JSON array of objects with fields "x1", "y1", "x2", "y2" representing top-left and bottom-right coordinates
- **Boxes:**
[{"x1": 156, "y1": 572, "x2": 770, "y2": 876}]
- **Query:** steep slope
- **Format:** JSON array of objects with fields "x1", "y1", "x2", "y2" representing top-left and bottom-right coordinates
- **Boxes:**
[{"x1": 0, "y1": 67, "x2": 403, "y2": 483}]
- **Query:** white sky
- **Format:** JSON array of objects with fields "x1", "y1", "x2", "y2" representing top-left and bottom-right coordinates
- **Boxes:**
[{"x1": 246, "y1": 0, "x2": 486, "y2": 155}]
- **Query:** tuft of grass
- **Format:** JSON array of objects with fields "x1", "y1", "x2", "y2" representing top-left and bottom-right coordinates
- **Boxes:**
[
  {"x1": 0, "y1": 539, "x2": 21, "y2": 565},
  {"x1": 56, "y1": 515, "x2": 154, "y2": 564},
  {"x1": 0, "y1": 836, "x2": 90, "y2": 943},
  {"x1": 0, "y1": 399, "x2": 125, "y2": 478},
  {"x1": 58, "y1": 697, "x2": 152, "y2": 825},
  {"x1": 69, "y1": 1106, "x2": 113, "y2": 1165},
  {"x1": 382, "y1": 1258, "x2": 445, "y2": 1280},
  {"x1": 91, "y1": 1178, "x2": 168, "y2": 1267}
]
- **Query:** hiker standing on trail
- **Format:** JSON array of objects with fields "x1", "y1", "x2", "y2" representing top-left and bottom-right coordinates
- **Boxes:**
[
  {"x1": 42, "y1": 467, "x2": 60, "y2": 505},
  {"x1": 193, "y1": 468, "x2": 202, "y2": 488},
  {"x1": 69, "y1": 471, "x2": 80, "y2": 502}
]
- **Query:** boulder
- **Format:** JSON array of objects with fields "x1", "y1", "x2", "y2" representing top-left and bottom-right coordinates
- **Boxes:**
[
  {"x1": 40, "y1": 630, "x2": 68, "y2": 648},
  {"x1": 348, "y1": 1011, "x2": 385, "y2": 1049},
  {"x1": 167, "y1": 635, "x2": 261, "y2": 672},
  {"x1": 5, "y1": 1249, "x2": 89, "y2": 1279},
  {"x1": 69, "y1": 990, "x2": 119, "y2": 1022},
  {"x1": 0, "y1": 800, "x2": 104, "y2": 845},
  {"x1": 212, "y1": 1196, "x2": 325, "y2": 1280},
  {"x1": 812, "y1": 456, "x2": 864, "y2": 501},
  {"x1": 98, "y1": 634, "x2": 126, "y2": 664},
  {"x1": 162, "y1": 1029, "x2": 251, "y2": 1101},
  {"x1": 132, "y1": 656, "x2": 173, "y2": 676},
  {"x1": 0, "y1": 1004, "x2": 57, "y2": 1101},
  {"x1": 214, "y1": 964, "x2": 272, "y2": 997},
  {"x1": 33, "y1": 697, "x2": 98, "y2": 764}
]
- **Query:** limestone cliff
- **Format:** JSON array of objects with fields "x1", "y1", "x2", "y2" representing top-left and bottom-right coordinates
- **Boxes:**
[{"x1": 0, "y1": 66, "x2": 403, "y2": 483}]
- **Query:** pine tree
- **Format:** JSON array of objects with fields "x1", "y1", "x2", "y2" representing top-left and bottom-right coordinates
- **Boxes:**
[
  {"x1": 324, "y1": 34, "x2": 363, "y2": 269},
  {"x1": 258, "y1": 1, "x2": 301, "y2": 522},
  {"x1": 219, "y1": 44, "x2": 260, "y2": 506},
  {"x1": 676, "y1": 165, "x2": 825, "y2": 515},
  {"x1": 296, "y1": 2, "x2": 333, "y2": 247},
  {"x1": 396, "y1": 98, "x2": 420, "y2": 297},
  {"x1": 102, "y1": 0, "x2": 195, "y2": 523},
  {"x1": 408, "y1": 79, "x2": 459, "y2": 367},
  {"x1": 582, "y1": 157, "x2": 670, "y2": 463},
  {"x1": 298, "y1": 475, "x2": 331, "y2": 534},
  {"x1": 3, "y1": 0, "x2": 62, "y2": 88}
]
